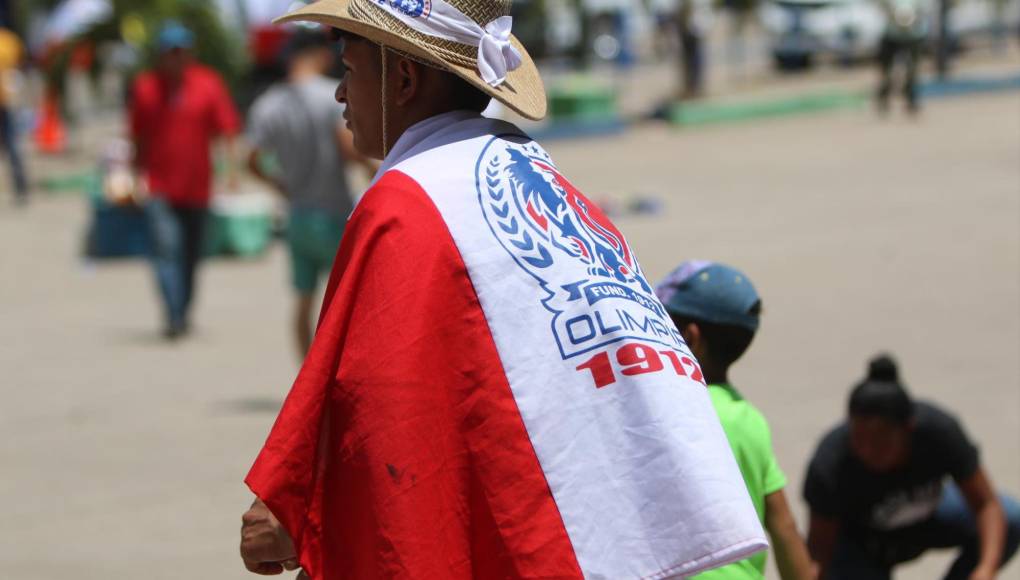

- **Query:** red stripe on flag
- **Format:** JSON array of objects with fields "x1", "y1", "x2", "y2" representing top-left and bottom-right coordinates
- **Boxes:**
[{"x1": 247, "y1": 171, "x2": 582, "y2": 579}]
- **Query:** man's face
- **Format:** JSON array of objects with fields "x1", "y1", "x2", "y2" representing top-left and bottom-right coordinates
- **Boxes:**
[
  {"x1": 335, "y1": 34, "x2": 384, "y2": 159},
  {"x1": 849, "y1": 415, "x2": 912, "y2": 473},
  {"x1": 157, "y1": 48, "x2": 189, "y2": 81}
]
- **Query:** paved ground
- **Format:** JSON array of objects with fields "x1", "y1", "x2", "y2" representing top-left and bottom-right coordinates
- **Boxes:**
[{"x1": 1, "y1": 87, "x2": 1018, "y2": 578}]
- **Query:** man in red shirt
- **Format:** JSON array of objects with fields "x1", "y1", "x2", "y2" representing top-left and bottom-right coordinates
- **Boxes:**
[{"x1": 131, "y1": 21, "x2": 241, "y2": 338}]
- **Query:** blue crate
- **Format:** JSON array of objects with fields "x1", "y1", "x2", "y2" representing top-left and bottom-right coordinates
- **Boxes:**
[{"x1": 86, "y1": 202, "x2": 152, "y2": 259}]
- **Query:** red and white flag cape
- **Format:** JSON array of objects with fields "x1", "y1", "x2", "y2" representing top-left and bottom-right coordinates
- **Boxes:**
[{"x1": 247, "y1": 112, "x2": 766, "y2": 579}]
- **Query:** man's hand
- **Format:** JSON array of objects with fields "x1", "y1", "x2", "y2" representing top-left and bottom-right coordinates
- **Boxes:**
[
  {"x1": 241, "y1": 499, "x2": 298, "y2": 575},
  {"x1": 226, "y1": 171, "x2": 242, "y2": 193}
]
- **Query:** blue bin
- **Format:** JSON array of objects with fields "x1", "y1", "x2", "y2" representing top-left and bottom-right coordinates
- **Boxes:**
[{"x1": 86, "y1": 202, "x2": 152, "y2": 258}]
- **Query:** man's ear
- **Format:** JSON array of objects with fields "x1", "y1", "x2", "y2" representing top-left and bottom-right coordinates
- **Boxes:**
[
  {"x1": 393, "y1": 57, "x2": 420, "y2": 106},
  {"x1": 684, "y1": 323, "x2": 710, "y2": 363},
  {"x1": 680, "y1": 323, "x2": 700, "y2": 351}
]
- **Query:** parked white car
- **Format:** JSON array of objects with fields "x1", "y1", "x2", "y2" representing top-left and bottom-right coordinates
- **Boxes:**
[
  {"x1": 760, "y1": 0, "x2": 1019, "y2": 70},
  {"x1": 760, "y1": 0, "x2": 888, "y2": 69}
]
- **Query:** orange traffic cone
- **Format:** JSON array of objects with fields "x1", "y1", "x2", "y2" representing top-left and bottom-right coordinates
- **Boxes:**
[{"x1": 35, "y1": 95, "x2": 67, "y2": 154}]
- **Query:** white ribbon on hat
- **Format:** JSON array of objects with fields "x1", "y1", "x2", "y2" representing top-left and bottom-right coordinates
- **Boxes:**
[{"x1": 367, "y1": 0, "x2": 523, "y2": 87}]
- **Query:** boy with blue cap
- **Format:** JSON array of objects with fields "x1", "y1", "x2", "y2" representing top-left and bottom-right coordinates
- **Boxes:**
[{"x1": 656, "y1": 261, "x2": 816, "y2": 580}]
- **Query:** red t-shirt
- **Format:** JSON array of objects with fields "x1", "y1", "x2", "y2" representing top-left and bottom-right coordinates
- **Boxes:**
[{"x1": 130, "y1": 64, "x2": 241, "y2": 208}]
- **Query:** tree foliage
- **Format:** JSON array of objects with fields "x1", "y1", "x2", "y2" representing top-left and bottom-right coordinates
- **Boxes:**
[{"x1": 17, "y1": 0, "x2": 248, "y2": 93}]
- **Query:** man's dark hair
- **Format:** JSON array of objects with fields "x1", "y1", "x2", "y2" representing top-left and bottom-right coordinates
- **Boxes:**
[
  {"x1": 669, "y1": 306, "x2": 759, "y2": 370},
  {"x1": 848, "y1": 355, "x2": 915, "y2": 424}
]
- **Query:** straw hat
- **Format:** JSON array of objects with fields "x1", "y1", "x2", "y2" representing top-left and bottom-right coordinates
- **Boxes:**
[{"x1": 276, "y1": 0, "x2": 547, "y2": 120}]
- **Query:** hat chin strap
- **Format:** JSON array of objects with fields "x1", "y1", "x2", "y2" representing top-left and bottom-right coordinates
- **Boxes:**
[{"x1": 381, "y1": 44, "x2": 389, "y2": 160}]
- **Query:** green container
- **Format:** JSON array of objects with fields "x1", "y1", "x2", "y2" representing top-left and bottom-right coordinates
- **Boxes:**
[
  {"x1": 670, "y1": 90, "x2": 868, "y2": 127},
  {"x1": 41, "y1": 172, "x2": 99, "y2": 195},
  {"x1": 205, "y1": 212, "x2": 273, "y2": 257},
  {"x1": 548, "y1": 81, "x2": 618, "y2": 122}
]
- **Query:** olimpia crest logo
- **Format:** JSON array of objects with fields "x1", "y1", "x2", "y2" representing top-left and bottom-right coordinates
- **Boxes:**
[
  {"x1": 371, "y1": 0, "x2": 431, "y2": 18},
  {"x1": 477, "y1": 138, "x2": 684, "y2": 360}
]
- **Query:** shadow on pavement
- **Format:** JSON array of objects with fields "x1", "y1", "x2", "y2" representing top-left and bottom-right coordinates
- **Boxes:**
[{"x1": 213, "y1": 397, "x2": 285, "y2": 415}]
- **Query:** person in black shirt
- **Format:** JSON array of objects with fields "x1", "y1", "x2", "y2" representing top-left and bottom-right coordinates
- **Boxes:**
[{"x1": 803, "y1": 355, "x2": 1020, "y2": 580}]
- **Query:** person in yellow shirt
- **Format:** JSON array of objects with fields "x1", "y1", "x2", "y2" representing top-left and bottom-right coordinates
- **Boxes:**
[{"x1": 0, "y1": 27, "x2": 27, "y2": 204}]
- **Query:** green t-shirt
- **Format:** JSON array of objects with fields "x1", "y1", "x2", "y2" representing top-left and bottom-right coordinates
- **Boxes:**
[{"x1": 692, "y1": 384, "x2": 787, "y2": 580}]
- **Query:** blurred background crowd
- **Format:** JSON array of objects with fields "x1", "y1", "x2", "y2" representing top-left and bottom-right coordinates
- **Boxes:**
[
  {"x1": 1, "y1": 0, "x2": 1017, "y2": 155},
  {"x1": 0, "y1": 0, "x2": 1016, "y2": 208}
]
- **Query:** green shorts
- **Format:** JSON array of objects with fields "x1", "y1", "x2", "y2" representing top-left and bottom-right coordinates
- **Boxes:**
[{"x1": 287, "y1": 210, "x2": 346, "y2": 294}]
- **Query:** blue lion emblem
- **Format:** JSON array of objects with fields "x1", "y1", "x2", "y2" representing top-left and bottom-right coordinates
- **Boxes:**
[
  {"x1": 504, "y1": 149, "x2": 652, "y2": 294},
  {"x1": 478, "y1": 139, "x2": 677, "y2": 360}
]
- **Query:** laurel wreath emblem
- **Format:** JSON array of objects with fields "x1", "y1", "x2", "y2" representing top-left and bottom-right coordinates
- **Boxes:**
[{"x1": 485, "y1": 156, "x2": 554, "y2": 269}]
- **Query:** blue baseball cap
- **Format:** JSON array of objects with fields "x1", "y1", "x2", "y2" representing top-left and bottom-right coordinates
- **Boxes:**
[
  {"x1": 655, "y1": 261, "x2": 761, "y2": 331},
  {"x1": 157, "y1": 21, "x2": 195, "y2": 52}
]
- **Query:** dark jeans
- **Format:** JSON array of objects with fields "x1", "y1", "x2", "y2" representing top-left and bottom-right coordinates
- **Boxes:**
[
  {"x1": 145, "y1": 198, "x2": 208, "y2": 330},
  {"x1": 0, "y1": 106, "x2": 28, "y2": 200},
  {"x1": 877, "y1": 36, "x2": 922, "y2": 112},
  {"x1": 830, "y1": 486, "x2": 1020, "y2": 580}
]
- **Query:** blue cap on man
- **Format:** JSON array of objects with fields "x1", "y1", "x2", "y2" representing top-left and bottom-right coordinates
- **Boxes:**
[
  {"x1": 157, "y1": 21, "x2": 195, "y2": 52},
  {"x1": 655, "y1": 261, "x2": 761, "y2": 331}
]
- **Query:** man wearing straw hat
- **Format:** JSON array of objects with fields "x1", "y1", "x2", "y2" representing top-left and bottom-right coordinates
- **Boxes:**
[{"x1": 240, "y1": 1, "x2": 767, "y2": 578}]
